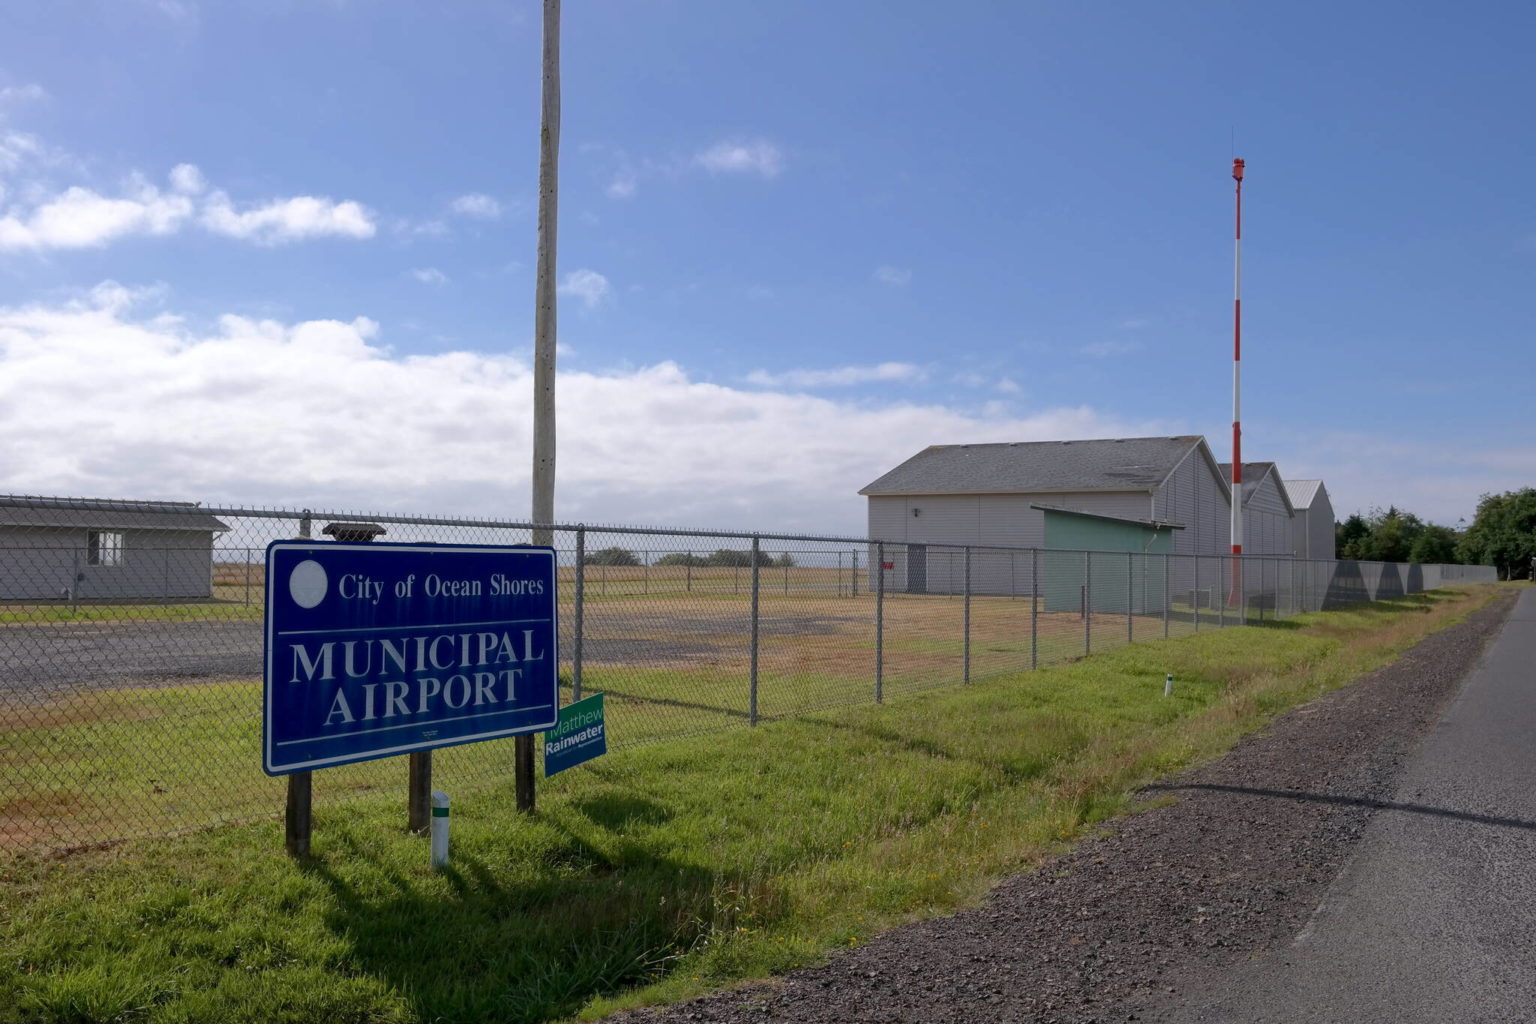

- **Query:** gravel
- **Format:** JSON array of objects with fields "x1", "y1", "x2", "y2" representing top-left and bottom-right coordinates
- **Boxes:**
[{"x1": 605, "y1": 591, "x2": 1515, "y2": 1024}]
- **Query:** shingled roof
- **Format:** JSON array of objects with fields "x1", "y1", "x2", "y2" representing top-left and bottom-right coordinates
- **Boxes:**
[
  {"x1": 0, "y1": 496, "x2": 229, "y2": 532},
  {"x1": 1217, "y1": 462, "x2": 1295, "y2": 515},
  {"x1": 859, "y1": 436, "x2": 1216, "y2": 496}
]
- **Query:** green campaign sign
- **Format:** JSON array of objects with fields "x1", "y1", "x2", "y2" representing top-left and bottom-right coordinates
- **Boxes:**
[{"x1": 544, "y1": 693, "x2": 606, "y2": 776}]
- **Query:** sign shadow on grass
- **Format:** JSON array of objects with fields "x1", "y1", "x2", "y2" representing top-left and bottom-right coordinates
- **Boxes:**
[{"x1": 301, "y1": 797, "x2": 769, "y2": 1024}]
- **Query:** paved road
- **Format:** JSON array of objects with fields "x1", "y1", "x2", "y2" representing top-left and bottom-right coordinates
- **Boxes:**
[
  {"x1": 1152, "y1": 589, "x2": 1536, "y2": 1023},
  {"x1": 0, "y1": 619, "x2": 264, "y2": 699},
  {"x1": 0, "y1": 608, "x2": 853, "y2": 701}
]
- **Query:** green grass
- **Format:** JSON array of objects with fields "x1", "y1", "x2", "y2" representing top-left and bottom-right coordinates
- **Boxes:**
[
  {"x1": 0, "y1": 601, "x2": 264, "y2": 625},
  {"x1": 0, "y1": 586, "x2": 1501, "y2": 1024}
]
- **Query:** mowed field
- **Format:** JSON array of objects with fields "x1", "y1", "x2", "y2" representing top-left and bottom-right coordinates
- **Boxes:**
[{"x1": 2, "y1": 563, "x2": 1192, "y2": 851}]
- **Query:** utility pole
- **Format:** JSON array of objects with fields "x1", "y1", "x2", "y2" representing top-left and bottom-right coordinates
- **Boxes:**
[
  {"x1": 1229, "y1": 157, "x2": 1245, "y2": 609},
  {"x1": 521, "y1": 0, "x2": 560, "y2": 814}
]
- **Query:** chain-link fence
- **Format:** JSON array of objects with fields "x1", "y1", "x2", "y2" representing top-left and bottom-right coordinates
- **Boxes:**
[{"x1": 0, "y1": 495, "x2": 1498, "y2": 852}]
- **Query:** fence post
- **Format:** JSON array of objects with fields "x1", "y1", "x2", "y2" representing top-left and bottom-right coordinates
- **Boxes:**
[
  {"x1": 1126, "y1": 551, "x2": 1134, "y2": 644},
  {"x1": 573, "y1": 526, "x2": 585, "y2": 703},
  {"x1": 1218, "y1": 557, "x2": 1226, "y2": 629},
  {"x1": 1084, "y1": 551, "x2": 1092, "y2": 656},
  {"x1": 734, "y1": 563, "x2": 740, "y2": 596},
  {"x1": 750, "y1": 536, "x2": 760, "y2": 725},
  {"x1": 644, "y1": 554, "x2": 649, "y2": 596},
  {"x1": 875, "y1": 541, "x2": 885, "y2": 704},
  {"x1": 1030, "y1": 549, "x2": 1038, "y2": 670},
  {"x1": 783, "y1": 558, "x2": 789, "y2": 595},
  {"x1": 1259, "y1": 558, "x2": 1267, "y2": 622},
  {"x1": 687, "y1": 553, "x2": 692, "y2": 593},
  {"x1": 852, "y1": 548, "x2": 859, "y2": 597},
  {"x1": 1193, "y1": 557, "x2": 1201, "y2": 633},
  {"x1": 244, "y1": 547, "x2": 252, "y2": 606},
  {"x1": 838, "y1": 551, "x2": 843, "y2": 596},
  {"x1": 1163, "y1": 551, "x2": 1170, "y2": 638},
  {"x1": 963, "y1": 546, "x2": 972, "y2": 684}
]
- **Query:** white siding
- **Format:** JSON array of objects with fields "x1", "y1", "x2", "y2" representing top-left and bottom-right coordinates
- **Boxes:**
[
  {"x1": 867, "y1": 491, "x2": 1150, "y2": 549},
  {"x1": 1242, "y1": 471, "x2": 1293, "y2": 557},
  {"x1": 1154, "y1": 446, "x2": 1232, "y2": 602},
  {"x1": 1158, "y1": 448, "x2": 1231, "y2": 558},
  {"x1": 0, "y1": 526, "x2": 216, "y2": 600},
  {"x1": 1293, "y1": 485, "x2": 1336, "y2": 560}
]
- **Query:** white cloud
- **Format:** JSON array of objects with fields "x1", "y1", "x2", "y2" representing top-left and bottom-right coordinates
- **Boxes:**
[
  {"x1": 449, "y1": 193, "x2": 503, "y2": 219},
  {"x1": 996, "y1": 377, "x2": 1021, "y2": 394},
  {"x1": 590, "y1": 138, "x2": 782, "y2": 199},
  {"x1": 0, "y1": 181, "x2": 194, "y2": 250},
  {"x1": 694, "y1": 139, "x2": 784, "y2": 178},
  {"x1": 746, "y1": 362, "x2": 926, "y2": 389},
  {"x1": 557, "y1": 268, "x2": 611, "y2": 309},
  {"x1": 156, "y1": 0, "x2": 198, "y2": 21},
  {"x1": 1080, "y1": 340, "x2": 1140, "y2": 358},
  {"x1": 873, "y1": 266, "x2": 912, "y2": 287},
  {"x1": 0, "y1": 290, "x2": 1150, "y2": 534},
  {"x1": 169, "y1": 163, "x2": 206, "y2": 194},
  {"x1": 605, "y1": 172, "x2": 637, "y2": 200},
  {"x1": 410, "y1": 267, "x2": 448, "y2": 285},
  {"x1": 200, "y1": 191, "x2": 375, "y2": 244},
  {"x1": 396, "y1": 218, "x2": 450, "y2": 238},
  {"x1": 0, "y1": 162, "x2": 375, "y2": 250},
  {"x1": 0, "y1": 83, "x2": 46, "y2": 106}
]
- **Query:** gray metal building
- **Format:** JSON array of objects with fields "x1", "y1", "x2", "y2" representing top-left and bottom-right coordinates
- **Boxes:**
[
  {"x1": 0, "y1": 497, "x2": 229, "y2": 601},
  {"x1": 1284, "y1": 478, "x2": 1336, "y2": 560},
  {"x1": 1217, "y1": 462, "x2": 1296, "y2": 557},
  {"x1": 859, "y1": 435, "x2": 1232, "y2": 594}
]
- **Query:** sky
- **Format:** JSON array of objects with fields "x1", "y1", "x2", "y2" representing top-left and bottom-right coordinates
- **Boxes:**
[{"x1": 0, "y1": 0, "x2": 1531, "y2": 536}]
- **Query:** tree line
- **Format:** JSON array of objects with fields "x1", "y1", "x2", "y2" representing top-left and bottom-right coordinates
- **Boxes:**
[
  {"x1": 1336, "y1": 487, "x2": 1536, "y2": 579},
  {"x1": 581, "y1": 546, "x2": 795, "y2": 568}
]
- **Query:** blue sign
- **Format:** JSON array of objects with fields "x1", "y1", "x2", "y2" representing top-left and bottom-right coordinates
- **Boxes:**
[
  {"x1": 263, "y1": 541, "x2": 559, "y2": 776},
  {"x1": 544, "y1": 692, "x2": 606, "y2": 777}
]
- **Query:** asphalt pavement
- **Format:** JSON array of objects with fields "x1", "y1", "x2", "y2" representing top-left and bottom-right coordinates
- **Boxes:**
[{"x1": 1151, "y1": 589, "x2": 1536, "y2": 1023}]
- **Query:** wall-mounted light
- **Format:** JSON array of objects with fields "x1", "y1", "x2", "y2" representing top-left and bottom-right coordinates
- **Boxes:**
[{"x1": 912, "y1": 508, "x2": 922, "y2": 517}]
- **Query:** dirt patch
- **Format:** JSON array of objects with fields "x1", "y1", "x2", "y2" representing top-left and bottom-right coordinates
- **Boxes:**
[
  {"x1": 604, "y1": 590, "x2": 1513, "y2": 1024},
  {"x1": 0, "y1": 695, "x2": 160, "y2": 730}
]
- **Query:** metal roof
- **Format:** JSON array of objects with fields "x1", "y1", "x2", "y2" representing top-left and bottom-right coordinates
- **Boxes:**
[
  {"x1": 1284, "y1": 479, "x2": 1324, "y2": 510},
  {"x1": 0, "y1": 496, "x2": 229, "y2": 532},
  {"x1": 859, "y1": 435, "x2": 1210, "y2": 496}
]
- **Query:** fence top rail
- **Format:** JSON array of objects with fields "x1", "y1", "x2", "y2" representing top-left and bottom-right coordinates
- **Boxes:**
[{"x1": 0, "y1": 494, "x2": 1494, "y2": 578}]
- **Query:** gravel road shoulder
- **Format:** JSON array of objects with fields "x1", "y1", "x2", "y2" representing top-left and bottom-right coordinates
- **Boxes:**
[{"x1": 607, "y1": 590, "x2": 1515, "y2": 1024}]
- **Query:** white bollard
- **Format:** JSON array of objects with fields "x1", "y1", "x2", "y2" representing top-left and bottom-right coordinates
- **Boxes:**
[
  {"x1": 430, "y1": 790, "x2": 450, "y2": 869},
  {"x1": 1164, "y1": 673, "x2": 1174, "y2": 697}
]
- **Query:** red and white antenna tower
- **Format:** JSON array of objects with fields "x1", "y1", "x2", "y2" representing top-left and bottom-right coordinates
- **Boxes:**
[{"x1": 1230, "y1": 157, "x2": 1245, "y2": 602}]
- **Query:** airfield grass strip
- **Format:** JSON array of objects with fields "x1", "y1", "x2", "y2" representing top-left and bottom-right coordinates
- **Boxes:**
[{"x1": 0, "y1": 585, "x2": 1500, "y2": 1024}]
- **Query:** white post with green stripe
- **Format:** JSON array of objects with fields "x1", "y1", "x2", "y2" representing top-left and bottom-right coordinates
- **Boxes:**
[{"x1": 430, "y1": 790, "x2": 450, "y2": 869}]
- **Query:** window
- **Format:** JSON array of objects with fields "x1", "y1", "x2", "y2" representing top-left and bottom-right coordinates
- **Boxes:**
[{"x1": 87, "y1": 531, "x2": 124, "y2": 567}]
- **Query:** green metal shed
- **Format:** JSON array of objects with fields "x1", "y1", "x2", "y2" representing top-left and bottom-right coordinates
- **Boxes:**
[{"x1": 1037, "y1": 506, "x2": 1178, "y2": 614}]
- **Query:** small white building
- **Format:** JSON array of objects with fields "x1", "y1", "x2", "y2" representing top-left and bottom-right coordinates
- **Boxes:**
[
  {"x1": 0, "y1": 497, "x2": 229, "y2": 601},
  {"x1": 1217, "y1": 462, "x2": 1296, "y2": 558},
  {"x1": 1284, "y1": 479, "x2": 1336, "y2": 560}
]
